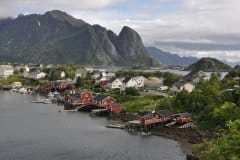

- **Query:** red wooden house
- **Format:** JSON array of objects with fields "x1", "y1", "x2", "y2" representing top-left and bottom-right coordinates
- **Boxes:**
[
  {"x1": 57, "y1": 82, "x2": 67, "y2": 90},
  {"x1": 106, "y1": 103, "x2": 122, "y2": 113},
  {"x1": 172, "y1": 113, "x2": 192, "y2": 124},
  {"x1": 78, "y1": 91, "x2": 93, "y2": 103},
  {"x1": 140, "y1": 114, "x2": 160, "y2": 126},
  {"x1": 152, "y1": 110, "x2": 175, "y2": 123},
  {"x1": 100, "y1": 81, "x2": 108, "y2": 88},
  {"x1": 93, "y1": 94, "x2": 116, "y2": 107}
]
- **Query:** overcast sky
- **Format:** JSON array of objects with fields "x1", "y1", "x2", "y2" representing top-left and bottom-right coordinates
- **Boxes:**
[{"x1": 1, "y1": 0, "x2": 240, "y2": 62}]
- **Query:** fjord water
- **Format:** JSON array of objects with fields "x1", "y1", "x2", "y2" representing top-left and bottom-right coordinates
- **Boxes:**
[{"x1": 0, "y1": 91, "x2": 185, "y2": 160}]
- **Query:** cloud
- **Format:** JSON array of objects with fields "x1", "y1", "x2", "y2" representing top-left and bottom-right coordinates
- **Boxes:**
[{"x1": 22, "y1": 0, "x2": 128, "y2": 9}]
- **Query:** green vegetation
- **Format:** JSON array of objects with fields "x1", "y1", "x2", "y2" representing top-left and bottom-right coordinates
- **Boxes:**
[
  {"x1": 147, "y1": 72, "x2": 240, "y2": 159},
  {"x1": 0, "y1": 75, "x2": 39, "y2": 86},
  {"x1": 185, "y1": 57, "x2": 232, "y2": 72},
  {"x1": 116, "y1": 70, "x2": 164, "y2": 78},
  {"x1": 121, "y1": 94, "x2": 163, "y2": 114},
  {"x1": 196, "y1": 120, "x2": 240, "y2": 160}
]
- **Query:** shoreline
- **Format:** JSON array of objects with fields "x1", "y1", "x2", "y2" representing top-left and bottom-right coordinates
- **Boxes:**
[{"x1": 109, "y1": 113, "x2": 210, "y2": 157}]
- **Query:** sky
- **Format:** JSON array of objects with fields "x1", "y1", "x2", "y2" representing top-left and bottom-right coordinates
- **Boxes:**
[{"x1": 0, "y1": 0, "x2": 240, "y2": 63}]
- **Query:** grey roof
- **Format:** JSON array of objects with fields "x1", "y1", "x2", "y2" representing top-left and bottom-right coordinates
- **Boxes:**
[
  {"x1": 107, "y1": 78, "x2": 116, "y2": 83},
  {"x1": 155, "y1": 110, "x2": 175, "y2": 117},
  {"x1": 143, "y1": 114, "x2": 154, "y2": 119},
  {"x1": 93, "y1": 94, "x2": 108, "y2": 101},
  {"x1": 173, "y1": 113, "x2": 191, "y2": 117},
  {"x1": 122, "y1": 77, "x2": 132, "y2": 83},
  {"x1": 173, "y1": 81, "x2": 188, "y2": 88}
]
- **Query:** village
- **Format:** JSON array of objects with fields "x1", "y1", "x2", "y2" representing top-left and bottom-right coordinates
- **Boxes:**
[
  {"x1": 0, "y1": 63, "x2": 204, "y2": 129},
  {"x1": 1, "y1": 62, "x2": 240, "y2": 160},
  {"x1": 1, "y1": 63, "x2": 239, "y2": 130}
]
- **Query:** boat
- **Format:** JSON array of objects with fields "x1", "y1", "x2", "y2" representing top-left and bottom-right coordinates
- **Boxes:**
[
  {"x1": 19, "y1": 88, "x2": 27, "y2": 94},
  {"x1": 42, "y1": 98, "x2": 52, "y2": 104},
  {"x1": 47, "y1": 92, "x2": 54, "y2": 98},
  {"x1": 29, "y1": 98, "x2": 52, "y2": 104},
  {"x1": 106, "y1": 124, "x2": 125, "y2": 129}
]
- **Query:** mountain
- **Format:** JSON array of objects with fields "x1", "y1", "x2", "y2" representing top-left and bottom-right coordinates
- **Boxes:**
[
  {"x1": 0, "y1": 10, "x2": 156, "y2": 66},
  {"x1": 184, "y1": 57, "x2": 232, "y2": 72},
  {"x1": 147, "y1": 47, "x2": 198, "y2": 66}
]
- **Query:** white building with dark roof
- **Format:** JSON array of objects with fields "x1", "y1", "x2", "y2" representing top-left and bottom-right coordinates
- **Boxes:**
[{"x1": 0, "y1": 65, "x2": 14, "y2": 78}]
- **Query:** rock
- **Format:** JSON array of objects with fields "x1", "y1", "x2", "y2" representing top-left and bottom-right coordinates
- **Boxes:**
[{"x1": 186, "y1": 154, "x2": 199, "y2": 160}]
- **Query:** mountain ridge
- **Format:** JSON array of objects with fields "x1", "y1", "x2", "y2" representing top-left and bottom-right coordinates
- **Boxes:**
[
  {"x1": 147, "y1": 47, "x2": 198, "y2": 66},
  {"x1": 0, "y1": 10, "x2": 156, "y2": 66}
]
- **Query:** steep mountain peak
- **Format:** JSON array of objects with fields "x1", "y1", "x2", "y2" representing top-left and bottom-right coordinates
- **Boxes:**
[
  {"x1": 185, "y1": 57, "x2": 232, "y2": 71},
  {"x1": 44, "y1": 10, "x2": 87, "y2": 27},
  {"x1": 45, "y1": 10, "x2": 68, "y2": 17},
  {"x1": 119, "y1": 26, "x2": 141, "y2": 40}
]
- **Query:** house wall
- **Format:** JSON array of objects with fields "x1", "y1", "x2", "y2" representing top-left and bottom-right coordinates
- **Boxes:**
[
  {"x1": 107, "y1": 105, "x2": 122, "y2": 112},
  {"x1": 111, "y1": 79, "x2": 122, "y2": 89},
  {"x1": 0, "y1": 66, "x2": 14, "y2": 78},
  {"x1": 134, "y1": 76, "x2": 145, "y2": 88},
  {"x1": 183, "y1": 83, "x2": 195, "y2": 93},
  {"x1": 100, "y1": 97, "x2": 116, "y2": 107},
  {"x1": 126, "y1": 78, "x2": 138, "y2": 88},
  {"x1": 80, "y1": 92, "x2": 93, "y2": 103}
]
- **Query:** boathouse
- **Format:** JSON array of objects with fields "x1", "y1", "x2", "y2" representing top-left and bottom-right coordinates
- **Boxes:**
[
  {"x1": 78, "y1": 90, "x2": 93, "y2": 103},
  {"x1": 106, "y1": 103, "x2": 122, "y2": 113},
  {"x1": 93, "y1": 94, "x2": 116, "y2": 107},
  {"x1": 172, "y1": 113, "x2": 192, "y2": 124},
  {"x1": 152, "y1": 110, "x2": 176, "y2": 122}
]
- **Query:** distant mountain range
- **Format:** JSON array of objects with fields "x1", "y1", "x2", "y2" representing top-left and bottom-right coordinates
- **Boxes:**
[
  {"x1": 147, "y1": 47, "x2": 198, "y2": 66},
  {"x1": 0, "y1": 10, "x2": 156, "y2": 66},
  {"x1": 184, "y1": 57, "x2": 232, "y2": 72}
]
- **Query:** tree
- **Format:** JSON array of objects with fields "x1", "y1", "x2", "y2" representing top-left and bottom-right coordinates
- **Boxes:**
[
  {"x1": 76, "y1": 76, "x2": 83, "y2": 88},
  {"x1": 213, "y1": 102, "x2": 240, "y2": 125},
  {"x1": 125, "y1": 87, "x2": 140, "y2": 96},
  {"x1": 198, "y1": 120, "x2": 240, "y2": 160},
  {"x1": 163, "y1": 72, "x2": 181, "y2": 86}
]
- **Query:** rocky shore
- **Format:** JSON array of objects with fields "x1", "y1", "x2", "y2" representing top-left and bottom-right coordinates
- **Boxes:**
[{"x1": 109, "y1": 113, "x2": 214, "y2": 159}]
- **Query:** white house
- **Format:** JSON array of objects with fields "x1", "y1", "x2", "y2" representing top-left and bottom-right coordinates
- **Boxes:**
[
  {"x1": 171, "y1": 81, "x2": 195, "y2": 93},
  {"x1": 15, "y1": 65, "x2": 30, "y2": 72},
  {"x1": 60, "y1": 71, "x2": 66, "y2": 78},
  {"x1": 102, "y1": 72, "x2": 116, "y2": 79},
  {"x1": 122, "y1": 77, "x2": 138, "y2": 88},
  {"x1": 91, "y1": 73, "x2": 101, "y2": 79},
  {"x1": 134, "y1": 76, "x2": 146, "y2": 88},
  {"x1": 0, "y1": 65, "x2": 14, "y2": 78},
  {"x1": 108, "y1": 78, "x2": 123, "y2": 89},
  {"x1": 27, "y1": 72, "x2": 46, "y2": 79}
]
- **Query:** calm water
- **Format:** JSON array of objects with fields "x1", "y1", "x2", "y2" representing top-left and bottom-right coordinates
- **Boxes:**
[{"x1": 0, "y1": 91, "x2": 185, "y2": 160}]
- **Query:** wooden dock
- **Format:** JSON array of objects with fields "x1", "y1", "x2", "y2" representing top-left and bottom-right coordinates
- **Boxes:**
[{"x1": 89, "y1": 109, "x2": 108, "y2": 116}]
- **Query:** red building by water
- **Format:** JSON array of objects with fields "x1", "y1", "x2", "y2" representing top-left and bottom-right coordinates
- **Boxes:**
[
  {"x1": 106, "y1": 103, "x2": 123, "y2": 113},
  {"x1": 93, "y1": 94, "x2": 116, "y2": 107}
]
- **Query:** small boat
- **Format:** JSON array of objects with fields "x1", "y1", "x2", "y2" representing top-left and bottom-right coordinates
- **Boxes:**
[
  {"x1": 106, "y1": 124, "x2": 125, "y2": 129},
  {"x1": 42, "y1": 98, "x2": 52, "y2": 104},
  {"x1": 29, "y1": 98, "x2": 52, "y2": 104},
  {"x1": 47, "y1": 92, "x2": 54, "y2": 98},
  {"x1": 19, "y1": 88, "x2": 27, "y2": 94}
]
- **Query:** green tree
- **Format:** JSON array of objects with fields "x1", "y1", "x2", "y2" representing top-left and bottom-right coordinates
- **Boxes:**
[
  {"x1": 125, "y1": 87, "x2": 140, "y2": 96},
  {"x1": 163, "y1": 72, "x2": 181, "y2": 86},
  {"x1": 198, "y1": 120, "x2": 240, "y2": 160}
]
